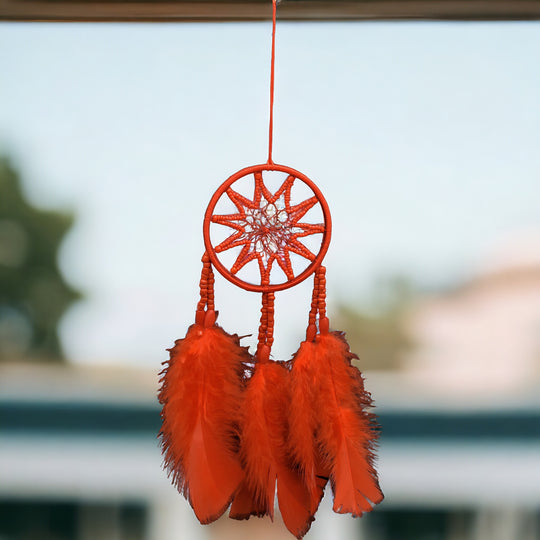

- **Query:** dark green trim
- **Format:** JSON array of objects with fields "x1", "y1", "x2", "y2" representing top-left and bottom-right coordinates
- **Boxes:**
[{"x1": 1, "y1": 400, "x2": 539, "y2": 441}]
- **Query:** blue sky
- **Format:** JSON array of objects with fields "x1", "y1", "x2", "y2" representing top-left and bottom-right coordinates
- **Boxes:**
[{"x1": 1, "y1": 22, "x2": 539, "y2": 365}]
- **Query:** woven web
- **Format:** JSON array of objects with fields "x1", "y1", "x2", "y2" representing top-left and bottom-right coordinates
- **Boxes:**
[{"x1": 210, "y1": 172, "x2": 325, "y2": 286}]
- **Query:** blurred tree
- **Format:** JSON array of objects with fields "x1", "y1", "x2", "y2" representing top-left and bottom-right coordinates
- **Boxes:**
[
  {"x1": 0, "y1": 156, "x2": 80, "y2": 362},
  {"x1": 332, "y1": 276, "x2": 414, "y2": 371}
]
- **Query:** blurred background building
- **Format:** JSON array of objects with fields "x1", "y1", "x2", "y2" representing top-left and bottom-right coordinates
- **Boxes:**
[{"x1": 1, "y1": 1, "x2": 540, "y2": 539}]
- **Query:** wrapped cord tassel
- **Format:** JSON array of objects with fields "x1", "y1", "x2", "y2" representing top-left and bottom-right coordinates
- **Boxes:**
[
  {"x1": 288, "y1": 267, "x2": 383, "y2": 518},
  {"x1": 158, "y1": 255, "x2": 248, "y2": 524}
]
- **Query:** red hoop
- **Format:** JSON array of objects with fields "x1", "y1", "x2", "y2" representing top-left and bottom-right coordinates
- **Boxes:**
[{"x1": 203, "y1": 163, "x2": 332, "y2": 293}]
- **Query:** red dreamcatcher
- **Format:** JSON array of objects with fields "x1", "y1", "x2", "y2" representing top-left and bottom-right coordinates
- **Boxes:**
[{"x1": 158, "y1": 2, "x2": 383, "y2": 537}]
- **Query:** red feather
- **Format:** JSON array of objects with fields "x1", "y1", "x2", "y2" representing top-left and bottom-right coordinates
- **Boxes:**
[
  {"x1": 158, "y1": 313, "x2": 248, "y2": 524},
  {"x1": 315, "y1": 331, "x2": 383, "y2": 516},
  {"x1": 288, "y1": 340, "x2": 329, "y2": 511},
  {"x1": 289, "y1": 330, "x2": 383, "y2": 518},
  {"x1": 231, "y1": 360, "x2": 314, "y2": 539},
  {"x1": 229, "y1": 480, "x2": 267, "y2": 520}
]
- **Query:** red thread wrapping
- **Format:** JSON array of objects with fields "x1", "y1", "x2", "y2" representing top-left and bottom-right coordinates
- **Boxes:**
[{"x1": 256, "y1": 290, "x2": 275, "y2": 361}]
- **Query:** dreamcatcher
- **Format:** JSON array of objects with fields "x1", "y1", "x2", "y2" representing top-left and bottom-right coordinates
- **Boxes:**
[{"x1": 158, "y1": 1, "x2": 383, "y2": 537}]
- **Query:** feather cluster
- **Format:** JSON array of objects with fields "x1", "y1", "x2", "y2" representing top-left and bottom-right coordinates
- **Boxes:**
[
  {"x1": 230, "y1": 360, "x2": 314, "y2": 538},
  {"x1": 289, "y1": 329, "x2": 384, "y2": 518},
  {"x1": 159, "y1": 314, "x2": 382, "y2": 538},
  {"x1": 158, "y1": 312, "x2": 248, "y2": 524}
]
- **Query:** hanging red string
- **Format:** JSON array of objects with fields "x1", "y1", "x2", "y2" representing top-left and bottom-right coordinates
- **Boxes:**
[{"x1": 267, "y1": 0, "x2": 277, "y2": 164}]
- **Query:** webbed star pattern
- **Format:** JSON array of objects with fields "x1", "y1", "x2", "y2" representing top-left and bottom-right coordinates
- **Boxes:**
[{"x1": 211, "y1": 172, "x2": 325, "y2": 285}]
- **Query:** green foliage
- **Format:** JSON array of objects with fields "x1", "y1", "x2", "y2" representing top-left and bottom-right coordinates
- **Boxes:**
[
  {"x1": 332, "y1": 276, "x2": 414, "y2": 371},
  {"x1": 0, "y1": 156, "x2": 80, "y2": 362}
]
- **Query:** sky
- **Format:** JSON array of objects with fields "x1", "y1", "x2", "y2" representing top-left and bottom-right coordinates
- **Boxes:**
[{"x1": 0, "y1": 21, "x2": 539, "y2": 366}]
